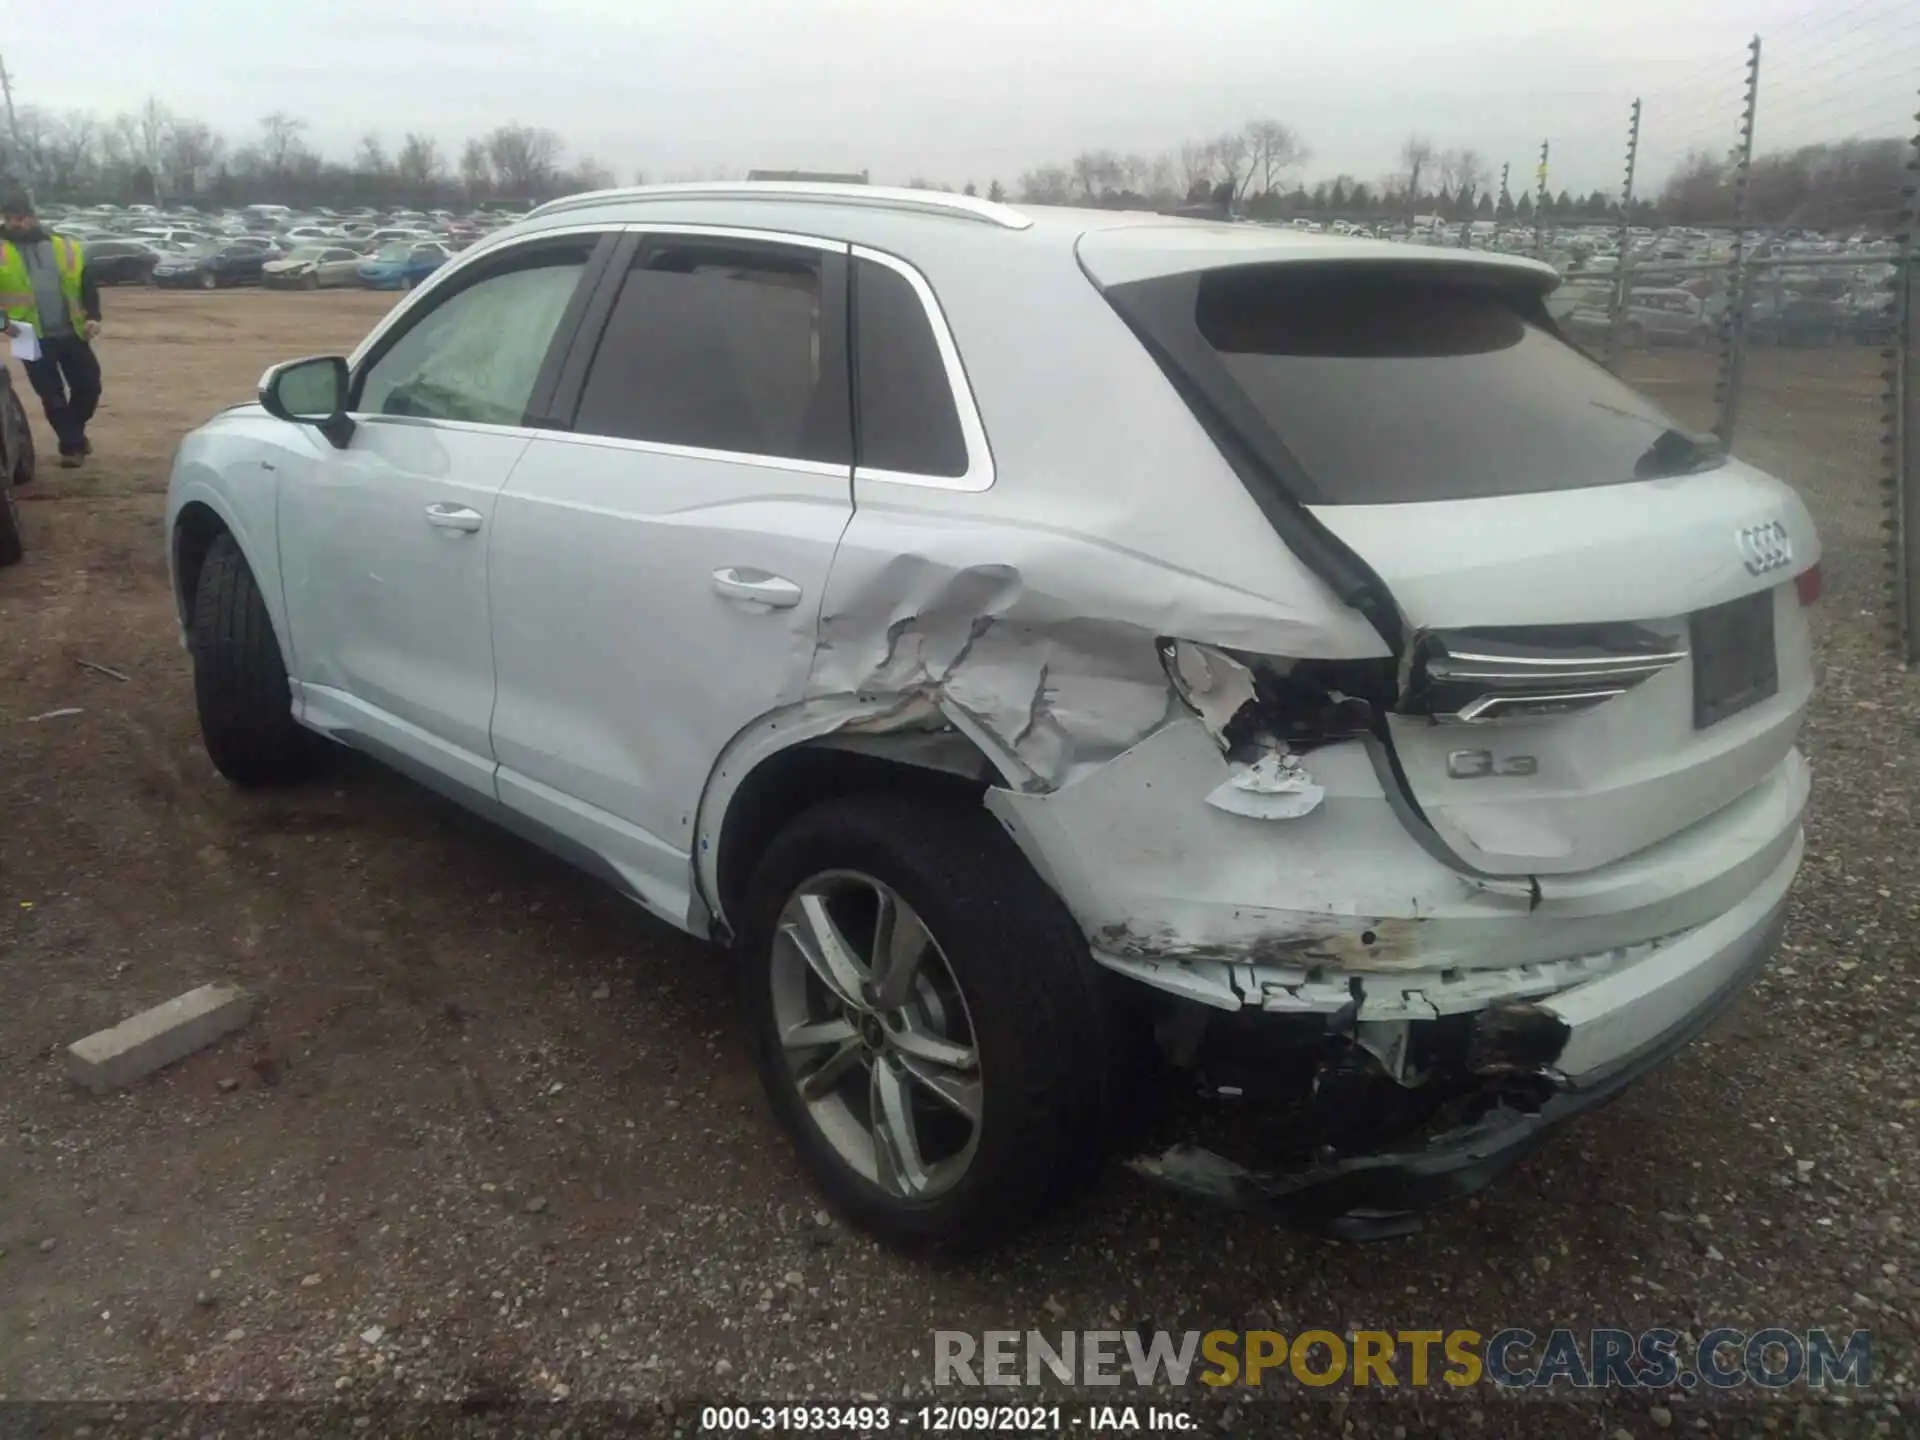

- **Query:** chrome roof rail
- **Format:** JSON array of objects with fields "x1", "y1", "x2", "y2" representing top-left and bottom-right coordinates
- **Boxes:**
[{"x1": 526, "y1": 181, "x2": 1034, "y2": 230}]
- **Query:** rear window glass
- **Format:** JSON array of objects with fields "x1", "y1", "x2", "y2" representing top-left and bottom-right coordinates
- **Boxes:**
[{"x1": 1185, "y1": 269, "x2": 1700, "y2": 504}]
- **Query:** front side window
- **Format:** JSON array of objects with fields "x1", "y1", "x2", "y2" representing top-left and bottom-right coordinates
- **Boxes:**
[
  {"x1": 571, "y1": 241, "x2": 845, "y2": 463},
  {"x1": 356, "y1": 251, "x2": 588, "y2": 425}
]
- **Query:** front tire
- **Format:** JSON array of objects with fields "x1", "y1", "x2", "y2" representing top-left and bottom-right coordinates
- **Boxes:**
[
  {"x1": 737, "y1": 794, "x2": 1112, "y2": 1253},
  {"x1": 190, "y1": 532, "x2": 322, "y2": 785},
  {"x1": 200, "y1": 270, "x2": 216, "y2": 290}
]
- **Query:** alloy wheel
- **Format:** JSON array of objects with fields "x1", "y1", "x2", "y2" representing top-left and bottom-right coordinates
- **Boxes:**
[{"x1": 769, "y1": 870, "x2": 983, "y2": 1199}]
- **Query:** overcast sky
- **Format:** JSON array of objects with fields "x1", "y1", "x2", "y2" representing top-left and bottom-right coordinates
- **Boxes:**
[{"x1": 7, "y1": 0, "x2": 1916, "y2": 197}]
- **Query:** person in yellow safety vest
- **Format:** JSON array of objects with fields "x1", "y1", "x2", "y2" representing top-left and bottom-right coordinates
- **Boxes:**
[{"x1": 2, "y1": 193, "x2": 104, "y2": 468}]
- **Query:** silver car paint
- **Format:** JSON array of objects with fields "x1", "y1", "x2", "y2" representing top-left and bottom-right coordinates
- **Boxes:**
[{"x1": 167, "y1": 191, "x2": 1815, "y2": 1089}]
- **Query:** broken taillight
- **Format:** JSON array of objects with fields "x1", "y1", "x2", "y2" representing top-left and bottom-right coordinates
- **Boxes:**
[
  {"x1": 1158, "y1": 639, "x2": 1388, "y2": 754},
  {"x1": 1794, "y1": 563, "x2": 1822, "y2": 606}
]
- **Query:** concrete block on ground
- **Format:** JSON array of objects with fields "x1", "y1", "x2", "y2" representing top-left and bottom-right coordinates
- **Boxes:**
[{"x1": 66, "y1": 983, "x2": 256, "y2": 1094}]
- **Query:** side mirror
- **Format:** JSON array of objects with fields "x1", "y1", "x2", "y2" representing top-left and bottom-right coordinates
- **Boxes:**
[{"x1": 258, "y1": 355, "x2": 355, "y2": 449}]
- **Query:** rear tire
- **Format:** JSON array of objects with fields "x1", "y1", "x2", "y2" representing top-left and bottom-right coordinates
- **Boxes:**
[
  {"x1": 737, "y1": 793, "x2": 1113, "y2": 1254},
  {"x1": 0, "y1": 473, "x2": 23, "y2": 566},
  {"x1": 190, "y1": 532, "x2": 323, "y2": 785},
  {"x1": 5, "y1": 387, "x2": 33, "y2": 489},
  {"x1": 200, "y1": 270, "x2": 216, "y2": 291}
]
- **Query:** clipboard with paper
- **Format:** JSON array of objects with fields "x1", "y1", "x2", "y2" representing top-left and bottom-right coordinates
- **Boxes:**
[{"x1": 6, "y1": 320, "x2": 39, "y2": 362}]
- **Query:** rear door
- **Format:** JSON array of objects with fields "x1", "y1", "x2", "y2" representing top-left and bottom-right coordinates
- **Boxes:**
[
  {"x1": 487, "y1": 228, "x2": 855, "y2": 923},
  {"x1": 1085, "y1": 235, "x2": 1819, "y2": 877}
]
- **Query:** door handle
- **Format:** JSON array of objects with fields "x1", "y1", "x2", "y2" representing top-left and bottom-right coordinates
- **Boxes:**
[
  {"x1": 711, "y1": 567, "x2": 803, "y2": 610},
  {"x1": 424, "y1": 503, "x2": 483, "y2": 533}
]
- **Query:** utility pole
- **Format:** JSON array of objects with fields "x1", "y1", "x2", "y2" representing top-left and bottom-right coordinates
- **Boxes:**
[
  {"x1": 0, "y1": 53, "x2": 28, "y2": 204},
  {"x1": 0, "y1": 53, "x2": 25, "y2": 203}
]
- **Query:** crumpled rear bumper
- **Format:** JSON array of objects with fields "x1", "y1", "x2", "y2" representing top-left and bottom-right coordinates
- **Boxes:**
[{"x1": 1128, "y1": 838, "x2": 1796, "y2": 1238}]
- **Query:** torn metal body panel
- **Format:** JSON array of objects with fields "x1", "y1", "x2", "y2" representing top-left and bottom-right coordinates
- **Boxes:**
[{"x1": 801, "y1": 506, "x2": 1388, "y2": 792}]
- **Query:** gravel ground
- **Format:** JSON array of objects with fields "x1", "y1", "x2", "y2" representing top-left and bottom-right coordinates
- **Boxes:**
[{"x1": 0, "y1": 295, "x2": 1915, "y2": 1437}]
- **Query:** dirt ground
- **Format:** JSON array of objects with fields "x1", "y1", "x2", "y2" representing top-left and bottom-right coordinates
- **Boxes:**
[{"x1": 2, "y1": 290, "x2": 1917, "y2": 1435}]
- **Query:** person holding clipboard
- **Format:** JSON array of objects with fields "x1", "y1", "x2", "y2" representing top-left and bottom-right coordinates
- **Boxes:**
[{"x1": 1, "y1": 193, "x2": 103, "y2": 469}]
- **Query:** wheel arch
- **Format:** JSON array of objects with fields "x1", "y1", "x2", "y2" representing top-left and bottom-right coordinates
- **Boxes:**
[
  {"x1": 695, "y1": 700, "x2": 1020, "y2": 944},
  {"x1": 166, "y1": 472, "x2": 291, "y2": 666}
]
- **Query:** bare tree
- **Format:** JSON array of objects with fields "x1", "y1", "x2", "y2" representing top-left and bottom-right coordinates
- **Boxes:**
[
  {"x1": 1177, "y1": 140, "x2": 1214, "y2": 196},
  {"x1": 356, "y1": 133, "x2": 391, "y2": 176},
  {"x1": 395, "y1": 132, "x2": 444, "y2": 190},
  {"x1": 1070, "y1": 149, "x2": 1120, "y2": 199},
  {"x1": 1146, "y1": 151, "x2": 1177, "y2": 201},
  {"x1": 1244, "y1": 119, "x2": 1308, "y2": 197},
  {"x1": 39, "y1": 112, "x2": 99, "y2": 195},
  {"x1": 1209, "y1": 131, "x2": 1254, "y2": 200},
  {"x1": 485, "y1": 123, "x2": 562, "y2": 195},
  {"x1": 459, "y1": 139, "x2": 492, "y2": 197},
  {"x1": 1454, "y1": 148, "x2": 1486, "y2": 200},
  {"x1": 101, "y1": 114, "x2": 139, "y2": 172},
  {"x1": 1019, "y1": 166, "x2": 1073, "y2": 204},
  {"x1": 135, "y1": 97, "x2": 172, "y2": 183},
  {"x1": 1399, "y1": 134, "x2": 1436, "y2": 210},
  {"x1": 258, "y1": 112, "x2": 308, "y2": 176},
  {"x1": 162, "y1": 121, "x2": 222, "y2": 195},
  {"x1": 574, "y1": 157, "x2": 616, "y2": 191}
]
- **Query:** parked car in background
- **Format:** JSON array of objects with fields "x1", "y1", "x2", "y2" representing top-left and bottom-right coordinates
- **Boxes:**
[
  {"x1": 1756, "y1": 295, "x2": 1849, "y2": 348},
  {"x1": 361, "y1": 227, "x2": 437, "y2": 247},
  {"x1": 356, "y1": 241, "x2": 451, "y2": 290},
  {"x1": 1614, "y1": 287, "x2": 1715, "y2": 348},
  {"x1": 82, "y1": 238, "x2": 164, "y2": 286},
  {"x1": 152, "y1": 241, "x2": 273, "y2": 289},
  {"x1": 130, "y1": 225, "x2": 216, "y2": 248},
  {"x1": 264, "y1": 245, "x2": 368, "y2": 290}
]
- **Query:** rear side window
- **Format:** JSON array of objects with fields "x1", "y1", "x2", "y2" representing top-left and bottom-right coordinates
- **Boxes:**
[
  {"x1": 574, "y1": 242, "x2": 847, "y2": 464},
  {"x1": 854, "y1": 258, "x2": 967, "y2": 477},
  {"x1": 1118, "y1": 266, "x2": 1701, "y2": 505}
]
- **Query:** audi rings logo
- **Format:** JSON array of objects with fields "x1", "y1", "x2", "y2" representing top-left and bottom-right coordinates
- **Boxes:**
[{"x1": 1737, "y1": 521, "x2": 1794, "y2": 576}]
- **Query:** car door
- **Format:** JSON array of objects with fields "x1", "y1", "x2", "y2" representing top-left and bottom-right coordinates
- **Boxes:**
[
  {"x1": 276, "y1": 229, "x2": 615, "y2": 795},
  {"x1": 319, "y1": 248, "x2": 357, "y2": 287},
  {"x1": 487, "y1": 229, "x2": 855, "y2": 924}
]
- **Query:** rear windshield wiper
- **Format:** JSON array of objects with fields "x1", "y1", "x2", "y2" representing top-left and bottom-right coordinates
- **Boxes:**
[{"x1": 1634, "y1": 426, "x2": 1726, "y2": 480}]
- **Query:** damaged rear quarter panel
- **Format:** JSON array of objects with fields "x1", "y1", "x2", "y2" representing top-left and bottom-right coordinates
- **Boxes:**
[{"x1": 804, "y1": 502, "x2": 1386, "y2": 791}]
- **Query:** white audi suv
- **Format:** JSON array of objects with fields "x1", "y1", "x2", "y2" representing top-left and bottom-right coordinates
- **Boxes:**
[{"x1": 166, "y1": 183, "x2": 1819, "y2": 1250}]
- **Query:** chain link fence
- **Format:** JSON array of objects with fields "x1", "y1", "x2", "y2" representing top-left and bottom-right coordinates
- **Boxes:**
[{"x1": 1417, "y1": 16, "x2": 1920, "y2": 665}]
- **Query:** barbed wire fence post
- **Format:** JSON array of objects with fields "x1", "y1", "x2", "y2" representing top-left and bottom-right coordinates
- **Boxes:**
[
  {"x1": 1606, "y1": 99, "x2": 1643, "y2": 376},
  {"x1": 1533, "y1": 141, "x2": 1549, "y2": 258},
  {"x1": 1715, "y1": 35, "x2": 1763, "y2": 445},
  {"x1": 1889, "y1": 96, "x2": 1920, "y2": 664}
]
